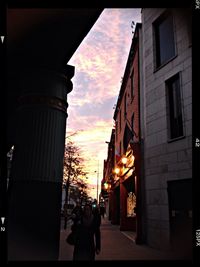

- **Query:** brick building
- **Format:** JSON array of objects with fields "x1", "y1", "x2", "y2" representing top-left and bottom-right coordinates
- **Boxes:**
[{"x1": 110, "y1": 23, "x2": 143, "y2": 236}]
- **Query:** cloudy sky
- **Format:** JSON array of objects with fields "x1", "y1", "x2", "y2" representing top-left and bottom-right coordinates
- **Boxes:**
[{"x1": 67, "y1": 8, "x2": 141, "y2": 199}]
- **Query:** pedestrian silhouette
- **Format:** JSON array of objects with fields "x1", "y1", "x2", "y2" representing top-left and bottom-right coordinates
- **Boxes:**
[
  {"x1": 92, "y1": 204, "x2": 101, "y2": 226},
  {"x1": 71, "y1": 201, "x2": 82, "y2": 226},
  {"x1": 73, "y1": 203, "x2": 101, "y2": 261},
  {"x1": 100, "y1": 205, "x2": 105, "y2": 218}
]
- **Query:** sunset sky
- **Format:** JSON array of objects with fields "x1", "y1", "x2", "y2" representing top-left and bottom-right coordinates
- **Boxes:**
[{"x1": 67, "y1": 8, "x2": 141, "y2": 200}]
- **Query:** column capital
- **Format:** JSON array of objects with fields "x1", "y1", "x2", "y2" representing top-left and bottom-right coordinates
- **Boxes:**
[
  {"x1": 61, "y1": 65, "x2": 75, "y2": 82},
  {"x1": 17, "y1": 65, "x2": 75, "y2": 114},
  {"x1": 19, "y1": 65, "x2": 75, "y2": 100}
]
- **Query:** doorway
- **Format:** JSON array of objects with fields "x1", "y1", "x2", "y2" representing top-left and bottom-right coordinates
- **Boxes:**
[{"x1": 167, "y1": 178, "x2": 192, "y2": 259}]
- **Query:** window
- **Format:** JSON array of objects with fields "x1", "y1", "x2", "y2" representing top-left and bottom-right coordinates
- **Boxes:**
[
  {"x1": 115, "y1": 120, "x2": 118, "y2": 140},
  {"x1": 131, "y1": 113, "x2": 134, "y2": 138},
  {"x1": 154, "y1": 11, "x2": 176, "y2": 68},
  {"x1": 119, "y1": 110, "x2": 121, "y2": 132},
  {"x1": 130, "y1": 70, "x2": 134, "y2": 99},
  {"x1": 166, "y1": 73, "x2": 184, "y2": 140},
  {"x1": 124, "y1": 93, "x2": 127, "y2": 118}
]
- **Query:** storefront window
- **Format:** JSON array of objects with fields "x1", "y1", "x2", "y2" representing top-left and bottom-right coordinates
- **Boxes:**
[{"x1": 127, "y1": 192, "x2": 136, "y2": 217}]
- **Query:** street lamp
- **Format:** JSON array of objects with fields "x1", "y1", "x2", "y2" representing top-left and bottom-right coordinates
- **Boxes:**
[{"x1": 94, "y1": 169, "x2": 99, "y2": 204}]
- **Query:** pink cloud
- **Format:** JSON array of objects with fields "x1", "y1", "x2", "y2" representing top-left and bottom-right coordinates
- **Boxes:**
[
  {"x1": 66, "y1": 9, "x2": 141, "y2": 198},
  {"x1": 69, "y1": 9, "x2": 141, "y2": 106}
]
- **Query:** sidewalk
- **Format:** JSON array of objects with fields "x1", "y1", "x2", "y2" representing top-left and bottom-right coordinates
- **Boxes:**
[
  {"x1": 58, "y1": 216, "x2": 188, "y2": 261},
  {"x1": 59, "y1": 218, "x2": 74, "y2": 261}
]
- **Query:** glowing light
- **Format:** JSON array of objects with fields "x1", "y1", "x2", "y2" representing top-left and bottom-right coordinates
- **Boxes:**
[
  {"x1": 129, "y1": 168, "x2": 134, "y2": 176},
  {"x1": 104, "y1": 182, "x2": 108, "y2": 190},
  {"x1": 115, "y1": 168, "x2": 120, "y2": 174},
  {"x1": 122, "y1": 156, "x2": 128, "y2": 165}
]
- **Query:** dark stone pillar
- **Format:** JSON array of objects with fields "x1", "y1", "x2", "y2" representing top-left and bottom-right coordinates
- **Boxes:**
[
  {"x1": 111, "y1": 185, "x2": 120, "y2": 225},
  {"x1": 110, "y1": 190, "x2": 115, "y2": 224},
  {"x1": 7, "y1": 66, "x2": 74, "y2": 260},
  {"x1": 108, "y1": 191, "x2": 113, "y2": 221},
  {"x1": 119, "y1": 180, "x2": 127, "y2": 231},
  {"x1": 133, "y1": 144, "x2": 143, "y2": 244}
]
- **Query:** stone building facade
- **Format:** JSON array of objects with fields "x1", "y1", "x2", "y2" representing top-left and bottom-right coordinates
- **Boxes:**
[{"x1": 140, "y1": 8, "x2": 192, "y2": 257}]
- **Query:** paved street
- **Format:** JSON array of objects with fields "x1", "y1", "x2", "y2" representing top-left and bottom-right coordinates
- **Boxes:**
[{"x1": 59, "y1": 216, "x2": 183, "y2": 261}]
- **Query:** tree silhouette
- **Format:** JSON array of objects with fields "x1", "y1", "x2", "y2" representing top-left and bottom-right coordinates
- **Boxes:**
[{"x1": 63, "y1": 139, "x2": 88, "y2": 229}]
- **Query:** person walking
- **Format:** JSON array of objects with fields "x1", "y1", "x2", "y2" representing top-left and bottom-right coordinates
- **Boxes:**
[
  {"x1": 92, "y1": 204, "x2": 101, "y2": 226},
  {"x1": 71, "y1": 201, "x2": 82, "y2": 226},
  {"x1": 100, "y1": 205, "x2": 105, "y2": 219},
  {"x1": 73, "y1": 204, "x2": 101, "y2": 261}
]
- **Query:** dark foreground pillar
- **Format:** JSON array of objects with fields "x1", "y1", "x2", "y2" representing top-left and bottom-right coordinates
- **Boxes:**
[{"x1": 7, "y1": 66, "x2": 74, "y2": 261}]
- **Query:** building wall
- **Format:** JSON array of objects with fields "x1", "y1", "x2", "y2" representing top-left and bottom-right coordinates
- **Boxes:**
[
  {"x1": 113, "y1": 25, "x2": 142, "y2": 231},
  {"x1": 115, "y1": 40, "x2": 140, "y2": 156},
  {"x1": 127, "y1": 47, "x2": 140, "y2": 144},
  {"x1": 141, "y1": 8, "x2": 192, "y2": 250}
]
